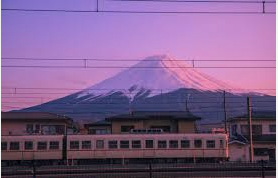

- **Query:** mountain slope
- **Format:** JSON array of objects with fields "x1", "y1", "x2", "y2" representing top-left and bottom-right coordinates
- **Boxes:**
[
  {"x1": 77, "y1": 54, "x2": 237, "y2": 100},
  {"x1": 20, "y1": 54, "x2": 275, "y2": 124}
]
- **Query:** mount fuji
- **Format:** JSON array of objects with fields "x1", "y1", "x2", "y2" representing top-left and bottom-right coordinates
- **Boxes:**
[
  {"x1": 20, "y1": 54, "x2": 275, "y2": 124},
  {"x1": 77, "y1": 54, "x2": 238, "y2": 100}
]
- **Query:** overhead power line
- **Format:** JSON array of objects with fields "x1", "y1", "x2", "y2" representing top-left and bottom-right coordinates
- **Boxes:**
[
  {"x1": 2, "y1": 57, "x2": 276, "y2": 62},
  {"x1": 1, "y1": 65, "x2": 275, "y2": 69},
  {"x1": 112, "y1": 0, "x2": 276, "y2": 3},
  {"x1": 1, "y1": 8, "x2": 275, "y2": 14},
  {"x1": 1, "y1": 86, "x2": 276, "y2": 91}
]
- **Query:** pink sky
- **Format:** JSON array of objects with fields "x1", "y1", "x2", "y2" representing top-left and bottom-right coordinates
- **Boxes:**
[{"x1": 1, "y1": 0, "x2": 276, "y2": 111}]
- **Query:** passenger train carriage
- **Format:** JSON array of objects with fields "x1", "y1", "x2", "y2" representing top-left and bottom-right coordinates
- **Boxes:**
[{"x1": 2, "y1": 133, "x2": 228, "y2": 165}]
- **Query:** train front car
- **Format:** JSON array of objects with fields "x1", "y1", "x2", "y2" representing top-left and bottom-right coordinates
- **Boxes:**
[
  {"x1": 67, "y1": 133, "x2": 228, "y2": 164},
  {"x1": 1, "y1": 135, "x2": 64, "y2": 166}
]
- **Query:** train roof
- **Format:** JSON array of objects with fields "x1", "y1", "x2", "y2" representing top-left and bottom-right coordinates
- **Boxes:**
[{"x1": 106, "y1": 111, "x2": 201, "y2": 121}]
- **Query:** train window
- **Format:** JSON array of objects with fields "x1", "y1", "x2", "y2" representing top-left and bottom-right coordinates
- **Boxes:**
[
  {"x1": 194, "y1": 140, "x2": 202, "y2": 148},
  {"x1": 25, "y1": 141, "x2": 33, "y2": 150},
  {"x1": 49, "y1": 141, "x2": 60, "y2": 150},
  {"x1": 96, "y1": 140, "x2": 104, "y2": 149},
  {"x1": 145, "y1": 140, "x2": 153, "y2": 148},
  {"x1": 70, "y1": 141, "x2": 79, "y2": 150},
  {"x1": 206, "y1": 140, "x2": 215, "y2": 148},
  {"x1": 219, "y1": 140, "x2": 224, "y2": 148},
  {"x1": 10, "y1": 142, "x2": 20, "y2": 150},
  {"x1": 82, "y1": 141, "x2": 91, "y2": 149},
  {"x1": 158, "y1": 140, "x2": 167, "y2": 149},
  {"x1": 1, "y1": 142, "x2": 7, "y2": 150},
  {"x1": 37, "y1": 142, "x2": 47, "y2": 150},
  {"x1": 108, "y1": 141, "x2": 118, "y2": 149},
  {"x1": 169, "y1": 140, "x2": 178, "y2": 148},
  {"x1": 132, "y1": 140, "x2": 141, "y2": 149},
  {"x1": 181, "y1": 140, "x2": 190, "y2": 148},
  {"x1": 120, "y1": 141, "x2": 129, "y2": 149}
]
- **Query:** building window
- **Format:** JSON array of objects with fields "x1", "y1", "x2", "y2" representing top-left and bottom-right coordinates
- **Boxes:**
[
  {"x1": 241, "y1": 125, "x2": 262, "y2": 135},
  {"x1": 81, "y1": 141, "x2": 91, "y2": 149},
  {"x1": 269, "y1": 125, "x2": 276, "y2": 132},
  {"x1": 108, "y1": 141, "x2": 118, "y2": 149},
  {"x1": 132, "y1": 140, "x2": 141, "y2": 149},
  {"x1": 181, "y1": 140, "x2": 190, "y2": 148},
  {"x1": 26, "y1": 124, "x2": 33, "y2": 134},
  {"x1": 70, "y1": 141, "x2": 79, "y2": 150},
  {"x1": 231, "y1": 124, "x2": 237, "y2": 135},
  {"x1": 120, "y1": 140, "x2": 129, "y2": 149},
  {"x1": 252, "y1": 125, "x2": 262, "y2": 135},
  {"x1": 121, "y1": 126, "x2": 134, "y2": 133},
  {"x1": 151, "y1": 126, "x2": 170, "y2": 132},
  {"x1": 158, "y1": 140, "x2": 167, "y2": 148},
  {"x1": 194, "y1": 140, "x2": 202, "y2": 148},
  {"x1": 96, "y1": 129, "x2": 108, "y2": 134},
  {"x1": 49, "y1": 141, "x2": 59, "y2": 150},
  {"x1": 240, "y1": 125, "x2": 249, "y2": 135},
  {"x1": 37, "y1": 142, "x2": 47, "y2": 150},
  {"x1": 145, "y1": 140, "x2": 153, "y2": 148},
  {"x1": 10, "y1": 142, "x2": 20, "y2": 150},
  {"x1": 96, "y1": 140, "x2": 104, "y2": 149},
  {"x1": 25, "y1": 141, "x2": 33, "y2": 150},
  {"x1": 169, "y1": 140, "x2": 178, "y2": 148},
  {"x1": 1, "y1": 142, "x2": 7, "y2": 150},
  {"x1": 35, "y1": 124, "x2": 40, "y2": 133},
  {"x1": 254, "y1": 148, "x2": 268, "y2": 156},
  {"x1": 219, "y1": 140, "x2": 224, "y2": 148},
  {"x1": 206, "y1": 140, "x2": 215, "y2": 148}
]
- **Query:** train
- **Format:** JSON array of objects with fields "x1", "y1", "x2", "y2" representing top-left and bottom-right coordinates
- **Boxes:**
[{"x1": 1, "y1": 133, "x2": 228, "y2": 165}]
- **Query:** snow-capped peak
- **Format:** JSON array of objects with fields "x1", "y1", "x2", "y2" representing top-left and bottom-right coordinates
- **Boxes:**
[{"x1": 77, "y1": 54, "x2": 237, "y2": 100}]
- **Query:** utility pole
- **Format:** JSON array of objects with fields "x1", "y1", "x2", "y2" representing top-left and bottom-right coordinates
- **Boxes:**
[
  {"x1": 223, "y1": 90, "x2": 227, "y2": 134},
  {"x1": 247, "y1": 96, "x2": 254, "y2": 162}
]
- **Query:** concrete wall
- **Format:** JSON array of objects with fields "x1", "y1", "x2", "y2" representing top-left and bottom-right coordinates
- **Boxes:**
[
  {"x1": 87, "y1": 126, "x2": 111, "y2": 134},
  {"x1": 143, "y1": 119, "x2": 178, "y2": 133},
  {"x1": 111, "y1": 119, "x2": 196, "y2": 134},
  {"x1": 178, "y1": 121, "x2": 195, "y2": 133},
  {"x1": 111, "y1": 120, "x2": 144, "y2": 134},
  {"x1": 229, "y1": 119, "x2": 276, "y2": 135},
  {"x1": 2, "y1": 120, "x2": 67, "y2": 135},
  {"x1": 229, "y1": 143, "x2": 249, "y2": 162},
  {"x1": 229, "y1": 142, "x2": 276, "y2": 162}
]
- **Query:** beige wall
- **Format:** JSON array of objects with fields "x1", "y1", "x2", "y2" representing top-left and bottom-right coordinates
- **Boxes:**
[
  {"x1": 111, "y1": 119, "x2": 195, "y2": 134},
  {"x1": 1, "y1": 120, "x2": 67, "y2": 135},
  {"x1": 178, "y1": 121, "x2": 195, "y2": 133},
  {"x1": 86, "y1": 125, "x2": 111, "y2": 134},
  {"x1": 143, "y1": 119, "x2": 178, "y2": 132},
  {"x1": 229, "y1": 143, "x2": 249, "y2": 162},
  {"x1": 111, "y1": 120, "x2": 144, "y2": 134},
  {"x1": 229, "y1": 142, "x2": 276, "y2": 162},
  {"x1": 229, "y1": 119, "x2": 276, "y2": 135}
]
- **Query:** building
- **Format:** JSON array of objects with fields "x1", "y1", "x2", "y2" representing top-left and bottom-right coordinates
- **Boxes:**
[
  {"x1": 1, "y1": 112, "x2": 73, "y2": 135},
  {"x1": 84, "y1": 120, "x2": 111, "y2": 134},
  {"x1": 105, "y1": 111, "x2": 201, "y2": 134},
  {"x1": 228, "y1": 111, "x2": 276, "y2": 162}
]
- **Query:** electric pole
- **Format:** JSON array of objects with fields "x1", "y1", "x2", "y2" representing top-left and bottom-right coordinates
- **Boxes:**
[
  {"x1": 223, "y1": 90, "x2": 228, "y2": 134},
  {"x1": 247, "y1": 96, "x2": 254, "y2": 162}
]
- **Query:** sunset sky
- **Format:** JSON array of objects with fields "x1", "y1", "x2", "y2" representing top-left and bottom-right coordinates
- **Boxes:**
[{"x1": 1, "y1": 0, "x2": 276, "y2": 111}]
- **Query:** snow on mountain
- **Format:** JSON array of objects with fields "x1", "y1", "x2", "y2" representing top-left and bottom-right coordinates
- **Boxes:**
[{"x1": 77, "y1": 54, "x2": 238, "y2": 101}]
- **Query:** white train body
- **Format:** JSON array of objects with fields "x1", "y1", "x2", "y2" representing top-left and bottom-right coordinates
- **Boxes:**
[
  {"x1": 2, "y1": 133, "x2": 228, "y2": 163},
  {"x1": 67, "y1": 134, "x2": 228, "y2": 160},
  {"x1": 1, "y1": 135, "x2": 64, "y2": 161}
]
